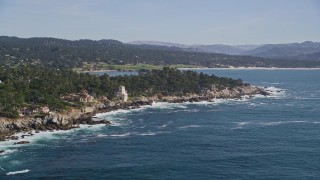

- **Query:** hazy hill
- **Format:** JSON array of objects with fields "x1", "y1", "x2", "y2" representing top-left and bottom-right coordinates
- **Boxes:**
[
  {"x1": 189, "y1": 44, "x2": 243, "y2": 55},
  {"x1": 129, "y1": 40, "x2": 320, "y2": 61},
  {"x1": 128, "y1": 41, "x2": 258, "y2": 55},
  {"x1": 127, "y1": 41, "x2": 189, "y2": 48},
  {"x1": 243, "y1": 41, "x2": 320, "y2": 61}
]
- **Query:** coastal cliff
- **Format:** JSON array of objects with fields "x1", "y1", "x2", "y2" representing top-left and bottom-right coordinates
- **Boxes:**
[{"x1": 0, "y1": 84, "x2": 269, "y2": 143}]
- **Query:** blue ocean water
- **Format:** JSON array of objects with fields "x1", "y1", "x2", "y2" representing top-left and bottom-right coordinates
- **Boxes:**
[{"x1": 1, "y1": 69, "x2": 320, "y2": 179}]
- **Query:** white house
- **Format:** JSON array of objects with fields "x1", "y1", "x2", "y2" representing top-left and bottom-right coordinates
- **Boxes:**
[{"x1": 117, "y1": 85, "x2": 128, "y2": 102}]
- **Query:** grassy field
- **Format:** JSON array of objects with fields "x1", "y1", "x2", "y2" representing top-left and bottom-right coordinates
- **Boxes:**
[{"x1": 76, "y1": 63, "x2": 202, "y2": 72}]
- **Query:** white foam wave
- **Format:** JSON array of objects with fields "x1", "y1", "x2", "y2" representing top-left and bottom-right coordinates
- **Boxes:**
[
  {"x1": 0, "y1": 124, "x2": 108, "y2": 158},
  {"x1": 210, "y1": 99, "x2": 230, "y2": 104},
  {"x1": 171, "y1": 109, "x2": 201, "y2": 113},
  {"x1": 157, "y1": 121, "x2": 173, "y2": 129},
  {"x1": 136, "y1": 131, "x2": 169, "y2": 136},
  {"x1": 178, "y1": 125, "x2": 202, "y2": 129},
  {"x1": 6, "y1": 169, "x2": 30, "y2": 175},
  {"x1": 109, "y1": 121, "x2": 122, "y2": 126},
  {"x1": 96, "y1": 133, "x2": 130, "y2": 138},
  {"x1": 96, "y1": 134, "x2": 107, "y2": 137},
  {"x1": 191, "y1": 99, "x2": 230, "y2": 106},
  {"x1": 109, "y1": 133, "x2": 131, "y2": 137},
  {"x1": 97, "y1": 107, "x2": 147, "y2": 122},
  {"x1": 260, "y1": 121, "x2": 307, "y2": 126},
  {"x1": 237, "y1": 122, "x2": 250, "y2": 126},
  {"x1": 96, "y1": 109, "x2": 133, "y2": 120},
  {"x1": 78, "y1": 124, "x2": 106, "y2": 131},
  {"x1": 263, "y1": 86, "x2": 286, "y2": 98},
  {"x1": 139, "y1": 132, "x2": 157, "y2": 136},
  {"x1": 232, "y1": 122, "x2": 250, "y2": 129},
  {"x1": 185, "y1": 98, "x2": 247, "y2": 106},
  {"x1": 261, "y1": 121, "x2": 284, "y2": 126},
  {"x1": 11, "y1": 129, "x2": 73, "y2": 145},
  {"x1": 97, "y1": 133, "x2": 125, "y2": 137},
  {"x1": 150, "y1": 102, "x2": 187, "y2": 109},
  {"x1": 248, "y1": 103, "x2": 257, "y2": 106},
  {"x1": 0, "y1": 167, "x2": 5, "y2": 171},
  {"x1": 158, "y1": 124, "x2": 168, "y2": 129},
  {"x1": 0, "y1": 149, "x2": 18, "y2": 156},
  {"x1": 234, "y1": 120, "x2": 309, "y2": 129},
  {"x1": 97, "y1": 131, "x2": 169, "y2": 138},
  {"x1": 183, "y1": 101, "x2": 214, "y2": 105},
  {"x1": 253, "y1": 94, "x2": 267, "y2": 99}
]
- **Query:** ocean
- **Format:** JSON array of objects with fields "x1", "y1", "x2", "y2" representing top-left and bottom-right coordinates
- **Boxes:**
[{"x1": 1, "y1": 69, "x2": 320, "y2": 179}]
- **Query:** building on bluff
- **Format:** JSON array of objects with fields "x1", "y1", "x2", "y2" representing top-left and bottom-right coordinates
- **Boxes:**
[{"x1": 117, "y1": 85, "x2": 128, "y2": 102}]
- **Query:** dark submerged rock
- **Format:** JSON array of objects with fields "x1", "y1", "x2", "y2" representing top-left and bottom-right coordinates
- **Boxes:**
[
  {"x1": 14, "y1": 141, "x2": 30, "y2": 145},
  {"x1": 10, "y1": 136, "x2": 19, "y2": 140}
]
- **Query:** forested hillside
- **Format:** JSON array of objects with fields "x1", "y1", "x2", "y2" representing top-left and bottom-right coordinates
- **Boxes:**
[{"x1": 1, "y1": 36, "x2": 320, "y2": 68}]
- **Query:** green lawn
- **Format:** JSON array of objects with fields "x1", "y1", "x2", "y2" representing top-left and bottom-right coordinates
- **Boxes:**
[{"x1": 78, "y1": 63, "x2": 202, "y2": 71}]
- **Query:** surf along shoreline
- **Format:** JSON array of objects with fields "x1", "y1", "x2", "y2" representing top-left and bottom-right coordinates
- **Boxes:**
[{"x1": 0, "y1": 84, "x2": 271, "y2": 153}]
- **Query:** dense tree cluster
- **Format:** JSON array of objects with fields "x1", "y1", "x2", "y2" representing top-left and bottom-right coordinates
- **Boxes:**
[
  {"x1": 1, "y1": 36, "x2": 320, "y2": 68},
  {"x1": 0, "y1": 66, "x2": 243, "y2": 118}
]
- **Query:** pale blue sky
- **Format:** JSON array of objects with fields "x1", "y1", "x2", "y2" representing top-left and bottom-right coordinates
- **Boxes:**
[{"x1": 0, "y1": 0, "x2": 319, "y2": 45}]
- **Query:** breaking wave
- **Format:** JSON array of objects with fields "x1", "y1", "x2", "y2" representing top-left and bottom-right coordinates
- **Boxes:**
[
  {"x1": 109, "y1": 133, "x2": 131, "y2": 137},
  {"x1": 6, "y1": 169, "x2": 30, "y2": 175},
  {"x1": 263, "y1": 86, "x2": 286, "y2": 98},
  {"x1": 234, "y1": 120, "x2": 309, "y2": 129},
  {"x1": 97, "y1": 131, "x2": 169, "y2": 138},
  {"x1": 178, "y1": 125, "x2": 202, "y2": 129},
  {"x1": 0, "y1": 149, "x2": 18, "y2": 156}
]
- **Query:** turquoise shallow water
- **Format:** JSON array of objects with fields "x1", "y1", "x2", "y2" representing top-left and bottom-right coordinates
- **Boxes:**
[{"x1": 1, "y1": 69, "x2": 320, "y2": 179}]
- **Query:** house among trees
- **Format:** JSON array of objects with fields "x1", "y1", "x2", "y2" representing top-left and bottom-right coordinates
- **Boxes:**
[
  {"x1": 61, "y1": 94, "x2": 81, "y2": 102},
  {"x1": 41, "y1": 106, "x2": 50, "y2": 113},
  {"x1": 117, "y1": 85, "x2": 128, "y2": 102},
  {"x1": 80, "y1": 90, "x2": 94, "y2": 102},
  {"x1": 61, "y1": 90, "x2": 94, "y2": 103},
  {"x1": 19, "y1": 105, "x2": 49, "y2": 116}
]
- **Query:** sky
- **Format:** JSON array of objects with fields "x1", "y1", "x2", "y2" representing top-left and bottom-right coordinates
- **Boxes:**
[{"x1": 0, "y1": 0, "x2": 319, "y2": 45}]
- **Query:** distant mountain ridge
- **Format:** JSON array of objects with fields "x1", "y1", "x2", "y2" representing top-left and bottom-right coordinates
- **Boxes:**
[
  {"x1": 128, "y1": 41, "x2": 189, "y2": 48},
  {"x1": 128, "y1": 40, "x2": 320, "y2": 61},
  {"x1": 128, "y1": 40, "x2": 261, "y2": 55},
  {"x1": 243, "y1": 41, "x2": 320, "y2": 61}
]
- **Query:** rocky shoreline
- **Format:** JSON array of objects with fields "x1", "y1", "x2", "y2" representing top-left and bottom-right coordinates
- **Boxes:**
[{"x1": 0, "y1": 85, "x2": 270, "y2": 149}]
